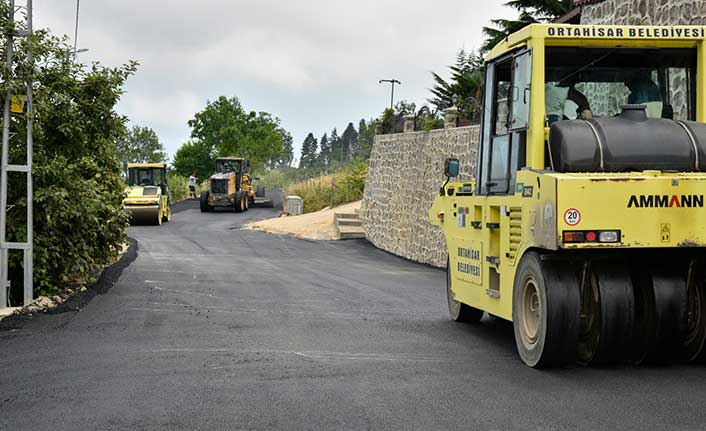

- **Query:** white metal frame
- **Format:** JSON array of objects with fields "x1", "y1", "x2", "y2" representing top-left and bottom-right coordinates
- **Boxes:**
[{"x1": 0, "y1": 0, "x2": 33, "y2": 308}]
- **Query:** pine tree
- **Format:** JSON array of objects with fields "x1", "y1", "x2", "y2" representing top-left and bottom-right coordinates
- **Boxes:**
[
  {"x1": 329, "y1": 128, "x2": 342, "y2": 164},
  {"x1": 482, "y1": 1, "x2": 574, "y2": 53},
  {"x1": 299, "y1": 133, "x2": 318, "y2": 168},
  {"x1": 357, "y1": 119, "x2": 376, "y2": 160},
  {"x1": 341, "y1": 123, "x2": 359, "y2": 163},
  {"x1": 318, "y1": 133, "x2": 330, "y2": 167},
  {"x1": 429, "y1": 49, "x2": 483, "y2": 121}
]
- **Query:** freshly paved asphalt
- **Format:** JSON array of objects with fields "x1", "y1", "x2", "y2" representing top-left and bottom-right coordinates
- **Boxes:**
[{"x1": 2, "y1": 201, "x2": 706, "y2": 430}]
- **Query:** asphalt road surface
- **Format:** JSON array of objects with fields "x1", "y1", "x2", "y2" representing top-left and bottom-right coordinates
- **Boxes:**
[{"x1": 2, "y1": 201, "x2": 706, "y2": 430}]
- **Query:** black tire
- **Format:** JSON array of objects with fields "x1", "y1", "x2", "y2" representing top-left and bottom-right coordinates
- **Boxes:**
[
  {"x1": 685, "y1": 259, "x2": 706, "y2": 362},
  {"x1": 513, "y1": 252, "x2": 581, "y2": 368},
  {"x1": 234, "y1": 191, "x2": 244, "y2": 213},
  {"x1": 446, "y1": 258, "x2": 483, "y2": 323},
  {"x1": 200, "y1": 191, "x2": 211, "y2": 212},
  {"x1": 577, "y1": 260, "x2": 635, "y2": 364},
  {"x1": 647, "y1": 270, "x2": 688, "y2": 363}
]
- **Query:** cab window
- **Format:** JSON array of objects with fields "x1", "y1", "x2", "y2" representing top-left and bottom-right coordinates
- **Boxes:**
[{"x1": 477, "y1": 49, "x2": 531, "y2": 195}]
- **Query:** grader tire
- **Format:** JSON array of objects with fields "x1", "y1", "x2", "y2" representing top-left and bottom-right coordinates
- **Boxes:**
[
  {"x1": 200, "y1": 191, "x2": 212, "y2": 213},
  {"x1": 234, "y1": 191, "x2": 244, "y2": 213},
  {"x1": 446, "y1": 258, "x2": 483, "y2": 323},
  {"x1": 512, "y1": 252, "x2": 580, "y2": 368}
]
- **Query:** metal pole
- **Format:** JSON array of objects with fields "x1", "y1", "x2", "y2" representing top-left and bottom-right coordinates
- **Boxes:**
[
  {"x1": 379, "y1": 79, "x2": 401, "y2": 111},
  {"x1": 25, "y1": 0, "x2": 33, "y2": 305},
  {"x1": 390, "y1": 82, "x2": 395, "y2": 110},
  {"x1": 73, "y1": 0, "x2": 79, "y2": 61},
  {"x1": 0, "y1": 0, "x2": 15, "y2": 308}
]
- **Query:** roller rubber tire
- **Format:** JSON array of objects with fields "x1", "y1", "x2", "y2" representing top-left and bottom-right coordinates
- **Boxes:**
[
  {"x1": 577, "y1": 260, "x2": 635, "y2": 364},
  {"x1": 512, "y1": 252, "x2": 581, "y2": 368},
  {"x1": 685, "y1": 259, "x2": 706, "y2": 362},
  {"x1": 446, "y1": 258, "x2": 483, "y2": 323},
  {"x1": 200, "y1": 191, "x2": 212, "y2": 212}
]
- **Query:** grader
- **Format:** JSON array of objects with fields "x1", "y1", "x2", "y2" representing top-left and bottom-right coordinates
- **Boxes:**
[
  {"x1": 123, "y1": 163, "x2": 172, "y2": 225},
  {"x1": 200, "y1": 157, "x2": 255, "y2": 213},
  {"x1": 429, "y1": 24, "x2": 706, "y2": 367}
]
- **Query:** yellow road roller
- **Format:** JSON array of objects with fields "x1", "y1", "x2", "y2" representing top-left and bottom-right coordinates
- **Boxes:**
[
  {"x1": 123, "y1": 163, "x2": 171, "y2": 225},
  {"x1": 429, "y1": 24, "x2": 706, "y2": 367}
]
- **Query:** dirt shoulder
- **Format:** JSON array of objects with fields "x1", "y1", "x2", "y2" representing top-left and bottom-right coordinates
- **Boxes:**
[{"x1": 244, "y1": 200, "x2": 361, "y2": 240}]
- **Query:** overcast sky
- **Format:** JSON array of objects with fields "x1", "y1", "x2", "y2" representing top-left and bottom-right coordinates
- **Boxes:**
[{"x1": 36, "y1": 1, "x2": 514, "y2": 162}]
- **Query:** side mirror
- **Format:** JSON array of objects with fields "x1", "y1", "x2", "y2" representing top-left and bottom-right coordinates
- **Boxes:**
[
  {"x1": 253, "y1": 177, "x2": 260, "y2": 181},
  {"x1": 444, "y1": 158, "x2": 460, "y2": 178}
]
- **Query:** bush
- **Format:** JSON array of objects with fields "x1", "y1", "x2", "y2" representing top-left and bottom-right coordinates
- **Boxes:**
[
  {"x1": 286, "y1": 159, "x2": 367, "y2": 213},
  {"x1": 2, "y1": 18, "x2": 137, "y2": 300},
  {"x1": 167, "y1": 172, "x2": 206, "y2": 202}
]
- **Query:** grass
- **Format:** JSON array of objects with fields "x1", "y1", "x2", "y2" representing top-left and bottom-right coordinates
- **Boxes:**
[{"x1": 286, "y1": 159, "x2": 367, "y2": 213}]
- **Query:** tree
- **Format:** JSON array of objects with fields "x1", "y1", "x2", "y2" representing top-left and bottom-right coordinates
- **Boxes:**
[
  {"x1": 172, "y1": 140, "x2": 215, "y2": 180},
  {"x1": 187, "y1": 96, "x2": 289, "y2": 170},
  {"x1": 2, "y1": 7, "x2": 136, "y2": 296},
  {"x1": 483, "y1": 1, "x2": 574, "y2": 52},
  {"x1": 429, "y1": 49, "x2": 483, "y2": 122},
  {"x1": 117, "y1": 125, "x2": 167, "y2": 169},
  {"x1": 329, "y1": 128, "x2": 342, "y2": 164},
  {"x1": 356, "y1": 119, "x2": 376, "y2": 160},
  {"x1": 318, "y1": 133, "x2": 331, "y2": 167},
  {"x1": 299, "y1": 133, "x2": 318, "y2": 168},
  {"x1": 273, "y1": 130, "x2": 294, "y2": 168},
  {"x1": 341, "y1": 123, "x2": 359, "y2": 163}
]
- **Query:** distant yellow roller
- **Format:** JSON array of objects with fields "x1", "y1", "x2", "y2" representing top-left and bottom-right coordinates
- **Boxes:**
[{"x1": 123, "y1": 163, "x2": 171, "y2": 225}]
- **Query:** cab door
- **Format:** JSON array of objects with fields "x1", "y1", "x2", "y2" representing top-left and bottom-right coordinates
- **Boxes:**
[{"x1": 477, "y1": 49, "x2": 531, "y2": 196}]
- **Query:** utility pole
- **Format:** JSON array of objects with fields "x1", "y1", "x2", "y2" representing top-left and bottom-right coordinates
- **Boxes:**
[
  {"x1": 73, "y1": 0, "x2": 80, "y2": 61},
  {"x1": 0, "y1": 0, "x2": 33, "y2": 308},
  {"x1": 379, "y1": 79, "x2": 401, "y2": 111}
]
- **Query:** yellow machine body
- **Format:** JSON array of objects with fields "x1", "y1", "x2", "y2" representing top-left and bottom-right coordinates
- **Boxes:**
[
  {"x1": 429, "y1": 25, "x2": 706, "y2": 366},
  {"x1": 123, "y1": 163, "x2": 171, "y2": 225},
  {"x1": 202, "y1": 157, "x2": 255, "y2": 212},
  {"x1": 430, "y1": 170, "x2": 706, "y2": 320}
]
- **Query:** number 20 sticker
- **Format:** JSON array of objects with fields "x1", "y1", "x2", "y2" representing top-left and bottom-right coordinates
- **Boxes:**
[{"x1": 564, "y1": 208, "x2": 581, "y2": 226}]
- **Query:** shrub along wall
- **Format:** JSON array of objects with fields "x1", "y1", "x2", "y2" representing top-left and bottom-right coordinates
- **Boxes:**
[{"x1": 361, "y1": 126, "x2": 479, "y2": 268}]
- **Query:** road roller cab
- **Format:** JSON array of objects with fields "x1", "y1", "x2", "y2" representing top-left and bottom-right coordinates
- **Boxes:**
[
  {"x1": 429, "y1": 23, "x2": 706, "y2": 367},
  {"x1": 200, "y1": 157, "x2": 254, "y2": 213},
  {"x1": 124, "y1": 163, "x2": 172, "y2": 225}
]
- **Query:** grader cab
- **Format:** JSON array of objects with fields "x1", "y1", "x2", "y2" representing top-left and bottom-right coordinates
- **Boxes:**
[
  {"x1": 123, "y1": 163, "x2": 172, "y2": 225},
  {"x1": 430, "y1": 24, "x2": 706, "y2": 367}
]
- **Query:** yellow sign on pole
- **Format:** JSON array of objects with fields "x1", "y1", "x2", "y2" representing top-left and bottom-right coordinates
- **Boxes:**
[{"x1": 11, "y1": 95, "x2": 24, "y2": 113}]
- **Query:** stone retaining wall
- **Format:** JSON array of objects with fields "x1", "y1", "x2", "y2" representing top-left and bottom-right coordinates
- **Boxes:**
[
  {"x1": 580, "y1": 0, "x2": 706, "y2": 25},
  {"x1": 361, "y1": 126, "x2": 479, "y2": 268}
]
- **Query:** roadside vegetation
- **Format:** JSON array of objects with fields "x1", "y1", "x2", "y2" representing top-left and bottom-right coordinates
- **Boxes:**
[
  {"x1": 2, "y1": 5, "x2": 136, "y2": 301},
  {"x1": 171, "y1": 96, "x2": 294, "y2": 181},
  {"x1": 167, "y1": 172, "x2": 206, "y2": 203},
  {"x1": 286, "y1": 159, "x2": 367, "y2": 213}
]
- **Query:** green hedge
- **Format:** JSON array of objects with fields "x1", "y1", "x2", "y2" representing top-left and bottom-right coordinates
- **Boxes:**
[{"x1": 3, "y1": 19, "x2": 136, "y2": 301}]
